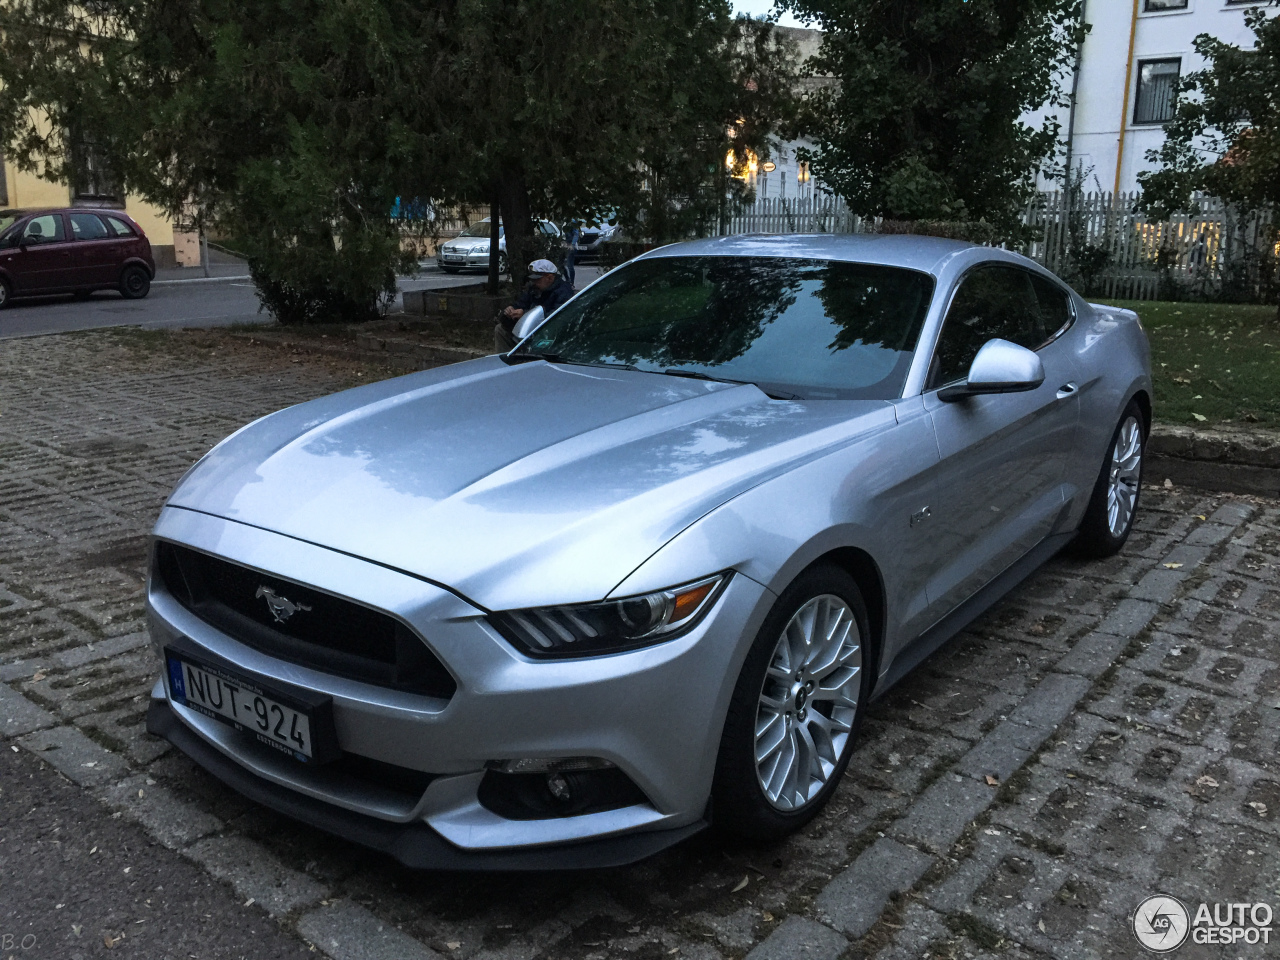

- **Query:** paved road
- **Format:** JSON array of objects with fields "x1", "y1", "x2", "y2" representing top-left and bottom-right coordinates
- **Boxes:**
[
  {"x1": 1, "y1": 330, "x2": 1277, "y2": 960},
  {"x1": 0, "y1": 263, "x2": 592, "y2": 340}
]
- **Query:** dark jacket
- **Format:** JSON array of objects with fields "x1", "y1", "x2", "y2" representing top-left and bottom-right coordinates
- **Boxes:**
[{"x1": 513, "y1": 276, "x2": 574, "y2": 315}]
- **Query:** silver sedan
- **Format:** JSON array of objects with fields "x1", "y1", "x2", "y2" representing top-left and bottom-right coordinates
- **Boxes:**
[{"x1": 144, "y1": 235, "x2": 1151, "y2": 868}]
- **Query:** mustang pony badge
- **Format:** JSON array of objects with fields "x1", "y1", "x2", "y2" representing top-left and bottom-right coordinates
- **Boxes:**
[{"x1": 255, "y1": 585, "x2": 312, "y2": 624}]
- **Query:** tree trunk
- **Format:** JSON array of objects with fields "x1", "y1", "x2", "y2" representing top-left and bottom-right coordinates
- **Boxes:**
[
  {"x1": 496, "y1": 167, "x2": 532, "y2": 290},
  {"x1": 486, "y1": 193, "x2": 501, "y2": 295}
]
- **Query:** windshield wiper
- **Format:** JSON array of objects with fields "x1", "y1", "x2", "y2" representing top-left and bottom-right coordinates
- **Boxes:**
[
  {"x1": 661, "y1": 368, "x2": 798, "y2": 400},
  {"x1": 502, "y1": 351, "x2": 565, "y2": 365}
]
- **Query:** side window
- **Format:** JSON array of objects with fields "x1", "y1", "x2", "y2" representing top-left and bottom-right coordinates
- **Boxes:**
[
  {"x1": 69, "y1": 213, "x2": 110, "y2": 240},
  {"x1": 103, "y1": 215, "x2": 135, "y2": 237},
  {"x1": 1029, "y1": 273, "x2": 1073, "y2": 338},
  {"x1": 21, "y1": 215, "x2": 66, "y2": 244},
  {"x1": 929, "y1": 265, "x2": 1046, "y2": 389}
]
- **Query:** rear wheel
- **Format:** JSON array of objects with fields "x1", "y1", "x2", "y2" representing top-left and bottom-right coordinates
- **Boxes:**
[
  {"x1": 72, "y1": 289, "x2": 93, "y2": 301},
  {"x1": 0, "y1": 277, "x2": 10, "y2": 310},
  {"x1": 119, "y1": 265, "x2": 151, "y2": 300},
  {"x1": 1071, "y1": 400, "x2": 1145, "y2": 558},
  {"x1": 713, "y1": 565, "x2": 871, "y2": 839}
]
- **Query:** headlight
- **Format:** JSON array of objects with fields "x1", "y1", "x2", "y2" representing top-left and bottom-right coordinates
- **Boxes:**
[{"x1": 489, "y1": 573, "x2": 730, "y2": 659}]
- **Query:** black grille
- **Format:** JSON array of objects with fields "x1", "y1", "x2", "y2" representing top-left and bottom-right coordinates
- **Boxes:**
[{"x1": 155, "y1": 541, "x2": 456, "y2": 699}]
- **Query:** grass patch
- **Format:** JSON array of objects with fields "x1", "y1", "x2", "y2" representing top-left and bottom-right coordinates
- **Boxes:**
[{"x1": 1096, "y1": 300, "x2": 1280, "y2": 429}]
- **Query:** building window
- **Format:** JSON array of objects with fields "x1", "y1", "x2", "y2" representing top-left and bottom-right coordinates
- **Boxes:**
[
  {"x1": 1143, "y1": 0, "x2": 1188, "y2": 10},
  {"x1": 1134, "y1": 59, "x2": 1181, "y2": 125},
  {"x1": 69, "y1": 134, "x2": 124, "y2": 207}
]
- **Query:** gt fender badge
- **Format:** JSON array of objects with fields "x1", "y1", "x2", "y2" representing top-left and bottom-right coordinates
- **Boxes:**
[{"x1": 910, "y1": 506, "x2": 932, "y2": 527}]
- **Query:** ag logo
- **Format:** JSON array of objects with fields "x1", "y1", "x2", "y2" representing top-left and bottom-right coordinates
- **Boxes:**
[{"x1": 1133, "y1": 895, "x2": 1190, "y2": 952}]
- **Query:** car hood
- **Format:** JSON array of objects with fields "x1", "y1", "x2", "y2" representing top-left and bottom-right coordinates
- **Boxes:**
[
  {"x1": 167, "y1": 358, "x2": 896, "y2": 610},
  {"x1": 443, "y1": 239, "x2": 489, "y2": 252}
]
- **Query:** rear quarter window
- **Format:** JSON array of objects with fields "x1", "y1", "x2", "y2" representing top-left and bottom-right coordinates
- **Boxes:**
[{"x1": 103, "y1": 215, "x2": 136, "y2": 237}]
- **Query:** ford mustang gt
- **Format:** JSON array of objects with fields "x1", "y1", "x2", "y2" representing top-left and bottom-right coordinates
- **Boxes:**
[{"x1": 145, "y1": 234, "x2": 1151, "y2": 869}]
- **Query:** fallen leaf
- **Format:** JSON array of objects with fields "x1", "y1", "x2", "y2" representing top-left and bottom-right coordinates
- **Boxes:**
[
  {"x1": 1196, "y1": 775, "x2": 1219, "y2": 788},
  {"x1": 446, "y1": 942, "x2": 461, "y2": 951},
  {"x1": 244, "y1": 898, "x2": 255, "y2": 907},
  {"x1": 71, "y1": 924, "x2": 82, "y2": 936},
  {"x1": 1249, "y1": 801, "x2": 1268, "y2": 817},
  {"x1": 1192, "y1": 413, "x2": 1207, "y2": 422},
  {"x1": 731, "y1": 875, "x2": 750, "y2": 893},
  {"x1": 1163, "y1": 479, "x2": 1173, "y2": 489},
  {"x1": 669, "y1": 948, "x2": 680, "y2": 955},
  {"x1": 1038, "y1": 920, "x2": 1046, "y2": 933},
  {"x1": 984, "y1": 775, "x2": 999, "y2": 786},
  {"x1": 31, "y1": 672, "x2": 46, "y2": 682},
  {"x1": 104, "y1": 932, "x2": 124, "y2": 949},
  {"x1": 762, "y1": 911, "x2": 774, "y2": 922},
  {"x1": 1163, "y1": 563, "x2": 1183, "y2": 569}
]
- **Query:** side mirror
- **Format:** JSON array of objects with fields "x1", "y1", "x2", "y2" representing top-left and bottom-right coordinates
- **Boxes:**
[
  {"x1": 938, "y1": 338, "x2": 1045, "y2": 402},
  {"x1": 512, "y1": 305, "x2": 545, "y2": 341}
]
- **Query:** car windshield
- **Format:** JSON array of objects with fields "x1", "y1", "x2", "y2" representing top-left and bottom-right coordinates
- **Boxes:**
[
  {"x1": 514, "y1": 256, "x2": 935, "y2": 400},
  {"x1": 459, "y1": 222, "x2": 501, "y2": 238}
]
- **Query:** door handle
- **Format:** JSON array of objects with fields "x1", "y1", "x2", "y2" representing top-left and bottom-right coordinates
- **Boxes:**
[{"x1": 1056, "y1": 382, "x2": 1078, "y2": 400}]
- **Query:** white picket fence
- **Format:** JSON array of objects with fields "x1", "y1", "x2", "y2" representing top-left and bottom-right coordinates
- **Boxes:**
[
  {"x1": 718, "y1": 195, "x2": 865, "y2": 236},
  {"x1": 718, "y1": 192, "x2": 1278, "y2": 302}
]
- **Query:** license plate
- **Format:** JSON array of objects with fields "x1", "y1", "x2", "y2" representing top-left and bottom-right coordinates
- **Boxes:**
[{"x1": 166, "y1": 650, "x2": 325, "y2": 761}]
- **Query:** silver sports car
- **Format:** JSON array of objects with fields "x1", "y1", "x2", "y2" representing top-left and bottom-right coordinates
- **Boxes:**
[{"x1": 145, "y1": 235, "x2": 1151, "y2": 869}]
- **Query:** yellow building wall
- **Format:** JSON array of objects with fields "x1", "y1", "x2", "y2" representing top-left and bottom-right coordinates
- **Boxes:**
[{"x1": 2, "y1": 156, "x2": 178, "y2": 260}]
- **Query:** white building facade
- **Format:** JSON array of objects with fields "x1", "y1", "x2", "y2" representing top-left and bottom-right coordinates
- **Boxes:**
[{"x1": 1040, "y1": 0, "x2": 1273, "y2": 194}]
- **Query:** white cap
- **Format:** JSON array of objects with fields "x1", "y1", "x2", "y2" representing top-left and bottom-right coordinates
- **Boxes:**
[{"x1": 528, "y1": 259, "x2": 558, "y2": 276}]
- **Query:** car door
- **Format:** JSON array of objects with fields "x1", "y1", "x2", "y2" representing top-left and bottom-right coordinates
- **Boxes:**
[
  {"x1": 7, "y1": 214, "x2": 76, "y2": 292},
  {"x1": 67, "y1": 211, "x2": 118, "y2": 285},
  {"x1": 919, "y1": 263, "x2": 1081, "y2": 621}
]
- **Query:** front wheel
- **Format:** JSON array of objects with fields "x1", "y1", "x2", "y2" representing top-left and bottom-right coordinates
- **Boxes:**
[
  {"x1": 713, "y1": 565, "x2": 871, "y2": 839},
  {"x1": 0, "y1": 276, "x2": 10, "y2": 310},
  {"x1": 1071, "y1": 400, "x2": 1145, "y2": 558},
  {"x1": 119, "y1": 265, "x2": 151, "y2": 300}
]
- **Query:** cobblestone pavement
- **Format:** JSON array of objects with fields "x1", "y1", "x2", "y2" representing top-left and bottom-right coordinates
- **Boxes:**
[{"x1": 2, "y1": 328, "x2": 1278, "y2": 960}]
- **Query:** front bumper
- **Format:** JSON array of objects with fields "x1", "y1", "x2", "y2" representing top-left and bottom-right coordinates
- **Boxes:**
[
  {"x1": 145, "y1": 506, "x2": 767, "y2": 866},
  {"x1": 145, "y1": 697, "x2": 706, "y2": 869}
]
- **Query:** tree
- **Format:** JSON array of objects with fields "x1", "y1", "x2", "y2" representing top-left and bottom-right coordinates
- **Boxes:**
[
  {"x1": 444, "y1": 1, "x2": 797, "y2": 288},
  {"x1": 0, "y1": 0, "x2": 797, "y2": 319},
  {"x1": 1137, "y1": 4, "x2": 1280, "y2": 314},
  {"x1": 779, "y1": 0, "x2": 1083, "y2": 237},
  {"x1": 0, "y1": 0, "x2": 462, "y2": 322}
]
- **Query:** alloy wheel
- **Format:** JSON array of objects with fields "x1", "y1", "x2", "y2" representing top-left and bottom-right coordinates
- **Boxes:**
[
  {"x1": 1107, "y1": 415, "x2": 1143, "y2": 538},
  {"x1": 754, "y1": 594, "x2": 862, "y2": 811}
]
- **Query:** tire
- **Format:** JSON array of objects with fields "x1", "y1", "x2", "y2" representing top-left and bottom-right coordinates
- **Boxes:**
[
  {"x1": 498, "y1": 252, "x2": 509, "y2": 277},
  {"x1": 441, "y1": 266, "x2": 460, "y2": 274},
  {"x1": 119, "y1": 265, "x2": 151, "y2": 300},
  {"x1": 72, "y1": 289, "x2": 92, "y2": 301},
  {"x1": 0, "y1": 276, "x2": 10, "y2": 310},
  {"x1": 1071, "y1": 400, "x2": 1145, "y2": 558},
  {"x1": 713, "y1": 565, "x2": 873, "y2": 839}
]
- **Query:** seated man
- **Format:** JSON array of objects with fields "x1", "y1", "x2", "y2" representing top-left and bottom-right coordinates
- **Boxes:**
[{"x1": 494, "y1": 259, "x2": 574, "y2": 353}]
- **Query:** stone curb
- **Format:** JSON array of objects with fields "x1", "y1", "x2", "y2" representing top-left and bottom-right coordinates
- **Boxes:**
[{"x1": 1149, "y1": 424, "x2": 1280, "y2": 498}]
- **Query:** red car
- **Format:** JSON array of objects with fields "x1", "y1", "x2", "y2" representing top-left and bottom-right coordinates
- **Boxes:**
[{"x1": 0, "y1": 207, "x2": 155, "y2": 309}]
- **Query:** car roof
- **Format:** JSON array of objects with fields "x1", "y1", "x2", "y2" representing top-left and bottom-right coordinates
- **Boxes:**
[
  {"x1": 638, "y1": 233, "x2": 981, "y2": 275},
  {"x1": 0, "y1": 207, "x2": 132, "y2": 218}
]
